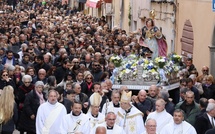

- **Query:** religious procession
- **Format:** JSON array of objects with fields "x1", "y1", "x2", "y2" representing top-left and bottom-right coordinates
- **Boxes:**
[{"x1": 0, "y1": 0, "x2": 215, "y2": 134}]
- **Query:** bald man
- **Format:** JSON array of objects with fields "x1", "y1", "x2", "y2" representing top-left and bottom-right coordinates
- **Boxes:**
[
  {"x1": 148, "y1": 85, "x2": 159, "y2": 101},
  {"x1": 95, "y1": 126, "x2": 106, "y2": 134},
  {"x1": 146, "y1": 99, "x2": 173, "y2": 133},
  {"x1": 132, "y1": 89, "x2": 154, "y2": 121},
  {"x1": 32, "y1": 69, "x2": 48, "y2": 84},
  {"x1": 80, "y1": 54, "x2": 92, "y2": 70}
]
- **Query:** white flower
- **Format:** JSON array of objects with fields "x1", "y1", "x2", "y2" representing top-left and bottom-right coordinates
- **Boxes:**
[{"x1": 125, "y1": 69, "x2": 131, "y2": 74}]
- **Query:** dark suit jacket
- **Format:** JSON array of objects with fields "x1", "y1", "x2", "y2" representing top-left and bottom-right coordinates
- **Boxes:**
[
  {"x1": 195, "y1": 113, "x2": 213, "y2": 134},
  {"x1": 80, "y1": 61, "x2": 92, "y2": 71},
  {"x1": 206, "y1": 128, "x2": 215, "y2": 134}
]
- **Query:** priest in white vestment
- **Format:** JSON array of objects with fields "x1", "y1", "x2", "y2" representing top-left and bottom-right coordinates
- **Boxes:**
[
  {"x1": 36, "y1": 90, "x2": 67, "y2": 134},
  {"x1": 61, "y1": 101, "x2": 90, "y2": 134},
  {"x1": 160, "y1": 109, "x2": 197, "y2": 134},
  {"x1": 101, "y1": 90, "x2": 121, "y2": 115},
  {"x1": 90, "y1": 112, "x2": 125, "y2": 134},
  {"x1": 116, "y1": 90, "x2": 145, "y2": 134},
  {"x1": 87, "y1": 92, "x2": 105, "y2": 128},
  {"x1": 146, "y1": 98, "x2": 173, "y2": 133},
  {"x1": 141, "y1": 118, "x2": 158, "y2": 134}
]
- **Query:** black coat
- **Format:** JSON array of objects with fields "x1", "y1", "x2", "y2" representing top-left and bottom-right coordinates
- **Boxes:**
[
  {"x1": 206, "y1": 128, "x2": 215, "y2": 134},
  {"x1": 2, "y1": 103, "x2": 18, "y2": 133},
  {"x1": 16, "y1": 84, "x2": 35, "y2": 108},
  {"x1": 54, "y1": 66, "x2": 69, "y2": 84},
  {"x1": 60, "y1": 98, "x2": 73, "y2": 114},
  {"x1": 194, "y1": 113, "x2": 213, "y2": 134},
  {"x1": 81, "y1": 82, "x2": 93, "y2": 98},
  {"x1": 18, "y1": 90, "x2": 46, "y2": 132},
  {"x1": 0, "y1": 79, "x2": 16, "y2": 91},
  {"x1": 133, "y1": 97, "x2": 154, "y2": 121},
  {"x1": 202, "y1": 84, "x2": 215, "y2": 100}
]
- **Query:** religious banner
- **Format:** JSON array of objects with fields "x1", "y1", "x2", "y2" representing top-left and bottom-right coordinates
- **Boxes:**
[
  {"x1": 104, "y1": 0, "x2": 112, "y2": 3},
  {"x1": 86, "y1": 0, "x2": 101, "y2": 8},
  {"x1": 62, "y1": 0, "x2": 68, "y2": 5}
]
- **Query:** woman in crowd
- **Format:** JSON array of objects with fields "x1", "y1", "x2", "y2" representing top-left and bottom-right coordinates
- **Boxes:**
[
  {"x1": 202, "y1": 75, "x2": 215, "y2": 99},
  {"x1": 18, "y1": 81, "x2": 46, "y2": 134},
  {"x1": 16, "y1": 75, "x2": 34, "y2": 112},
  {"x1": 0, "y1": 86, "x2": 18, "y2": 134},
  {"x1": 0, "y1": 70, "x2": 16, "y2": 90},
  {"x1": 81, "y1": 72, "x2": 94, "y2": 97}
]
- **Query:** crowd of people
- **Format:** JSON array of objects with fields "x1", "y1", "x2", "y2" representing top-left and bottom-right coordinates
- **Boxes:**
[{"x1": 0, "y1": 0, "x2": 215, "y2": 134}]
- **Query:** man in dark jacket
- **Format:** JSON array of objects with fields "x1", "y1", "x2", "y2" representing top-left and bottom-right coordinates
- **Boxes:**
[
  {"x1": 91, "y1": 61, "x2": 103, "y2": 82},
  {"x1": 132, "y1": 89, "x2": 154, "y2": 121},
  {"x1": 54, "y1": 60, "x2": 71, "y2": 84},
  {"x1": 54, "y1": 86, "x2": 73, "y2": 114},
  {"x1": 195, "y1": 103, "x2": 215, "y2": 134},
  {"x1": 34, "y1": 55, "x2": 50, "y2": 74}
]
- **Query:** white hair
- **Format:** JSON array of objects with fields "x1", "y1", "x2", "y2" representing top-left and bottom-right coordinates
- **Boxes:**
[
  {"x1": 206, "y1": 103, "x2": 215, "y2": 112},
  {"x1": 35, "y1": 81, "x2": 44, "y2": 87},
  {"x1": 22, "y1": 75, "x2": 32, "y2": 82}
]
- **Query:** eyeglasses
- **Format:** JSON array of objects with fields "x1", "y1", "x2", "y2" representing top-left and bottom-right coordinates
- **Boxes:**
[
  {"x1": 74, "y1": 62, "x2": 79, "y2": 64},
  {"x1": 203, "y1": 70, "x2": 208, "y2": 71},
  {"x1": 146, "y1": 125, "x2": 157, "y2": 128},
  {"x1": 107, "y1": 118, "x2": 116, "y2": 121},
  {"x1": 94, "y1": 64, "x2": 100, "y2": 67},
  {"x1": 86, "y1": 77, "x2": 92, "y2": 79},
  {"x1": 2, "y1": 74, "x2": 8, "y2": 77}
]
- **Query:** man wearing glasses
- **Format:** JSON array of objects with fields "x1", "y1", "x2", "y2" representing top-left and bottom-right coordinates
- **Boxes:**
[
  {"x1": 91, "y1": 61, "x2": 103, "y2": 82},
  {"x1": 197, "y1": 66, "x2": 210, "y2": 83},
  {"x1": 142, "y1": 118, "x2": 158, "y2": 134}
]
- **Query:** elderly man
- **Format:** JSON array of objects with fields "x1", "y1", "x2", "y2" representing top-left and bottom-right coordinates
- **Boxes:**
[
  {"x1": 158, "y1": 90, "x2": 175, "y2": 115},
  {"x1": 80, "y1": 53, "x2": 92, "y2": 70},
  {"x1": 87, "y1": 92, "x2": 105, "y2": 128},
  {"x1": 101, "y1": 90, "x2": 121, "y2": 115},
  {"x1": 146, "y1": 99, "x2": 173, "y2": 133},
  {"x1": 72, "y1": 82, "x2": 88, "y2": 113},
  {"x1": 116, "y1": 90, "x2": 145, "y2": 134},
  {"x1": 147, "y1": 85, "x2": 159, "y2": 103},
  {"x1": 175, "y1": 91, "x2": 200, "y2": 126},
  {"x1": 160, "y1": 109, "x2": 197, "y2": 134},
  {"x1": 197, "y1": 66, "x2": 210, "y2": 83},
  {"x1": 141, "y1": 119, "x2": 158, "y2": 134},
  {"x1": 61, "y1": 101, "x2": 90, "y2": 134},
  {"x1": 132, "y1": 89, "x2": 154, "y2": 121},
  {"x1": 91, "y1": 112, "x2": 125, "y2": 134},
  {"x1": 36, "y1": 90, "x2": 67, "y2": 134},
  {"x1": 195, "y1": 103, "x2": 215, "y2": 134},
  {"x1": 32, "y1": 69, "x2": 48, "y2": 84}
]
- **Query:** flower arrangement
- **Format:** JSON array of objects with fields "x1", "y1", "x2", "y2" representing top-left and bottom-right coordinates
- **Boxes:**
[
  {"x1": 170, "y1": 53, "x2": 182, "y2": 64},
  {"x1": 154, "y1": 56, "x2": 167, "y2": 68},
  {"x1": 110, "y1": 55, "x2": 122, "y2": 67},
  {"x1": 111, "y1": 54, "x2": 182, "y2": 85}
]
